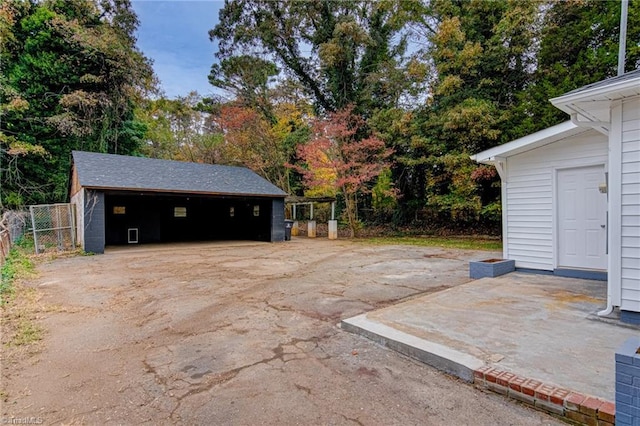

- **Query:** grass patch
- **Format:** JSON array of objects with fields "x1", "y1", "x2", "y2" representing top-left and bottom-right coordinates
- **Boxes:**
[
  {"x1": 10, "y1": 316, "x2": 43, "y2": 346},
  {"x1": 1, "y1": 237, "x2": 36, "y2": 304},
  {"x1": 1, "y1": 236, "x2": 43, "y2": 352},
  {"x1": 361, "y1": 235, "x2": 502, "y2": 251}
]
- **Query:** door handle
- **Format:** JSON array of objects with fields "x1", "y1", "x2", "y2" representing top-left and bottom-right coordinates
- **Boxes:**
[{"x1": 601, "y1": 224, "x2": 606, "y2": 229}]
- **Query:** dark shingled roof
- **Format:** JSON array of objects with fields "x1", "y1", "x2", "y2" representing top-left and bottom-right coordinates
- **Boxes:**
[
  {"x1": 562, "y1": 68, "x2": 640, "y2": 96},
  {"x1": 72, "y1": 151, "x2": 287, "y2": 197}
]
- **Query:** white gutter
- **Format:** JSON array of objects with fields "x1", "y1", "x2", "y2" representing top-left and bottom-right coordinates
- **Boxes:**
[
  {"x1": 569, "y1": 113, "x2": 609, "y2": 136},
  {"x1": 550, "y1": 76, "x2": 640, "y2": 108}
]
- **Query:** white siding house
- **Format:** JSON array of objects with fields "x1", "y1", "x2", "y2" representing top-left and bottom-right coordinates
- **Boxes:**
[{"x1": 473, "y1": 69, "x2": 640, "y2": 324}]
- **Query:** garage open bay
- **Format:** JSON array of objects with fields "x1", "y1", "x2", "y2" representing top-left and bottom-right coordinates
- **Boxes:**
[{"x1": 1, "y1": 240, "x2": 560, "y2": 425}]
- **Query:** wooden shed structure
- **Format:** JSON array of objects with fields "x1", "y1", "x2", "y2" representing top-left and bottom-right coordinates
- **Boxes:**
[{"x1": 70, "y1": 151, "x2": 287, "y2": 253}]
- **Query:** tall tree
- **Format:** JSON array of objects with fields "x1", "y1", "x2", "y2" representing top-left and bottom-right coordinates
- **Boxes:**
[
  {"x1": 137, "y1": 93, "x2": 222, "y2": 163},
  {"x1": 427, "y1": 0, "x2": 540, "y2": 153},
  {"x1": 209, "y1": 0, "x2": 429, "y2": 115},
  {"x1": 515, "y1": 0, "x2": 640, "y2": 135},
  {"x1": 209, "y1": 55, "x2": 279, "y2": 123},
  {"x1": 0, "y1": 0, "x2": 154, "y2": 207}
]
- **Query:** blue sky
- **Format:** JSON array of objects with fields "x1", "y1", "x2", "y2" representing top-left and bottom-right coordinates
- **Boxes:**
[{"x1": 131, "y1": 1, "x2": 223, "y2": 99}]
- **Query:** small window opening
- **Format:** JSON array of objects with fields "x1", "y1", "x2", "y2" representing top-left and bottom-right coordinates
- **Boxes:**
[{"x1": 128, "y1": 228, "x2": 139, "y2": 244}]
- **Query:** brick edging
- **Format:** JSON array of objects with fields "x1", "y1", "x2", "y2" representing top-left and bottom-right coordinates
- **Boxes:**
[{"x1": 473, "y1": 366, "x2": 615, "y2": 425}]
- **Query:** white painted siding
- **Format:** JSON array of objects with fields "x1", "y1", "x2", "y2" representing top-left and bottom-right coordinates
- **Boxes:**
[
  {"x1": 505, "y1": 131, "x2": 608, "y2": 270},
  {"x1": 70, "y1": 189, "x2": 84, "y2": 250},
  {"x1": 620, "y1": 97, "x2": 640, "y2": 312}
]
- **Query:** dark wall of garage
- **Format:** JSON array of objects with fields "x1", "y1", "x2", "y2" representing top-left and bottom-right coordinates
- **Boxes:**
[
  {"x1": 83, "y1": 190, "x2": 105, "y2": 254},
  {"x1": 271, "y1": 198, "x2": 285, "y2": 242},
  {"x1": 103, "y1": 192, "x2": 280, "y2": 245}
]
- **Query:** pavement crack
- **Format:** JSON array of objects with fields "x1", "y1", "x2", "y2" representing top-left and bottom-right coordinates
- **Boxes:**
[
  {"x1": 264, "y1": 300, "x2": 294, "y2": 313},
  {"x1": 341, "y1": 414, "x2": 364, "y2": 425},
  {"x1": 294, "y1": 383, "x2": 311, "y2": 395}
]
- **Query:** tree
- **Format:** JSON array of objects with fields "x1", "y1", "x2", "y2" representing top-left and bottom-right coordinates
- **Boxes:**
[
  {"x1": 206, "y1": 0, "x2": 639, "y2": 234},
  {"x1": 136, "y1": 93, "x2": 223, "y2": 164},
  {"x1": 514, "y1": 0, "x2": 640, "y2": 136},
  {"x1": 293, "y1": 106, "x2": 393, "y2": 237},
  {"x1": 214, "y1": 101, "x2": 310, "y2": 192},
  {"x1": 400, "y1": 0, "x2": 540, "y2": 230},
  {"x1": 0, "y1": 0, "x2": 154, "y2": 207},
  {"x1": 209, "y1": 55, "x2": 279, "y2": 123},
  {"x1": 209, "y1": 0, "x2": 429, "y2": 115},
  {"x1": 427, "y1": 0, "x2": 540, "y2": 152}
]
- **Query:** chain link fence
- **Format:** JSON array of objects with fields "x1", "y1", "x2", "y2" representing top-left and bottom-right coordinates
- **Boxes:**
[
  {"x1": 0, "y1": 210, "x2": 29, "y2": 265},
  {"x1": 29, "y1": 204, "x2": 76, "y2": 254}
]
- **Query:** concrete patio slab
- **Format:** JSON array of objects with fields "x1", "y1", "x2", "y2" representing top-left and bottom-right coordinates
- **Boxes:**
[{"x1": 342, "y1": 272, "x2": 640, "y2": 401}]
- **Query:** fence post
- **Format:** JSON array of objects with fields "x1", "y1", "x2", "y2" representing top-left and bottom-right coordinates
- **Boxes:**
[
  {"x1": 0, "y1": 230, "x2": 8, "y2": 264},
  {"x1": 29, "y1": 205, "x2": 39, "y2": 254},
  {"x1": 70, "y1": 203, "x2": 77, "y2": 249}
]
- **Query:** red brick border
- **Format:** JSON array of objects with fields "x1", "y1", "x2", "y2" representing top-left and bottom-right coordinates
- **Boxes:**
[{"x1": 473, "y1": 367, "x2": 614, "y2": 426}]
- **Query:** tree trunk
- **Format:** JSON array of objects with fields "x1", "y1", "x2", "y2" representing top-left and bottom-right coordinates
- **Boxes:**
[{"x1": 343, "y1": 188, "x2": 357, "y2": 238}]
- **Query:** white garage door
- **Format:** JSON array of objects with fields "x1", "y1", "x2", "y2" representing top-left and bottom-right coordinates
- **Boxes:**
[{"x1": 557, "y1": 165, "x2": 607, "y2": 270}]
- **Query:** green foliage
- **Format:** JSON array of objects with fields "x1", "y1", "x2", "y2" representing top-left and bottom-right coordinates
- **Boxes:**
[
  {"x1": 2, "y1": 0, "x2": 636, "y2": 238},
  {"x1": 210, "y1": 0, "x2": 430, "y2": 114},
  {"x1": 1, "y1": 237, "x2": 35, "y2": 304},
  {"x1": 422, "y1": 153, "x2": 500, "y2": 230},
  {"x1": 511, "y1": 0, "x2": 640, "y2": 137},
  {"x1": 209, "y1": 56, "x2": 279, "y2": 123},
  {"x1": 0, "y1": 0, "x2": 154, "y2": 208},
  {"x1": 372, "y1": 168, "x2": 398, "y2": 214}
]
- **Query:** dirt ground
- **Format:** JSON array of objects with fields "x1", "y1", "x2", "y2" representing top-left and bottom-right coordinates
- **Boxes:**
[{"x1": 1, "y1": 239, "x2": 562, "y2": 425}]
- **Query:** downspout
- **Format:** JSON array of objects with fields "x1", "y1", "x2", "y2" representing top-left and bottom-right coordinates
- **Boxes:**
[
  {"x1": 565, "y1": 115, "x2": 612, "y2": 315},
  {"x1": 598, "y1": 0, "x2": 627, "y2": 317},
  {"x1": 598, "y1": 167, "x2": 615, "y2": 317},
  {"x1": 493, "y1": 158, "x2": 509, "y2": 261}
]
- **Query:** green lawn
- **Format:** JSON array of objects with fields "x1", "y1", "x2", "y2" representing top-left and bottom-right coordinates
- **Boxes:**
[{"x1": 361, "y1": 236, "x2": 502, "y2": 251}]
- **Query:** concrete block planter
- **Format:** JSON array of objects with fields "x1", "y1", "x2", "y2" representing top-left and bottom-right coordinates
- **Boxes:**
[{"x1": 469, "y1": 258, "x2": 515, "y2": 279}]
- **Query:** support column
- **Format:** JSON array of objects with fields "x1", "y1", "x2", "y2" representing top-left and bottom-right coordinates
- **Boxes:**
[
  {"x1": 328, "y1": 220, "x2": 338, "y2": 240},
  {"x1": 307, "y1": 220, "x2": 316, "y2": 238}
]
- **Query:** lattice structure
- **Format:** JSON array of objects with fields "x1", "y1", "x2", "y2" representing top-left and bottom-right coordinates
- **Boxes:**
[{"x1": 29, "y1": 204, "x2": 76, "y2": 254}]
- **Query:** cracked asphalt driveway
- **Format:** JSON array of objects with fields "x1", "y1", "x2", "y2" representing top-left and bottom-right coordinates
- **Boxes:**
[{"x1": 2, "y1": 239, "x2": 561, "y2": 425}]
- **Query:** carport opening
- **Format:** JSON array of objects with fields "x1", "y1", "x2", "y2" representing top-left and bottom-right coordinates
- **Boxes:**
[{"x1": 105, "y1": 192, "x2": 273, "y2": 246}]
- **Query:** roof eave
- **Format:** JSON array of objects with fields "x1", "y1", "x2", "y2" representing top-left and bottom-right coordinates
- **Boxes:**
[
  {"x1": 472, "y1": 121, "x2": 582, "y2": 163},
  {"x1": 550, "y1": 77, "x2": 640, "y2": 113},
  {"x1": 80, "y1": 185, "x2": 287, "y2": 198}
]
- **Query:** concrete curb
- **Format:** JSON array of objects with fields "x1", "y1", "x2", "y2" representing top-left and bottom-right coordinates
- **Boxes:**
[
  {"x1": 342, "y1": 313, "x2": 616, "y2": 425},
  {"x1": 341, "y1": 314, "x2": 484, "y2": 383}
]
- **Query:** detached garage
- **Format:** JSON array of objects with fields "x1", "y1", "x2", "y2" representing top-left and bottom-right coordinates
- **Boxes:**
[{"x1": 70, "y1": 151, "x2": 287, "y2": 253}]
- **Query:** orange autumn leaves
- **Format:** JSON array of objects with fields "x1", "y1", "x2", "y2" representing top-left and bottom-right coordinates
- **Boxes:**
[{"x1": 292, "y1": 106, "x2": 394, "y2": 236}]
